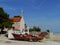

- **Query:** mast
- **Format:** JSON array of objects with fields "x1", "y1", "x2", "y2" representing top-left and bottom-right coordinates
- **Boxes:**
[{"x1": 20, "y1": 10, "x2": 24, "y2": 16}]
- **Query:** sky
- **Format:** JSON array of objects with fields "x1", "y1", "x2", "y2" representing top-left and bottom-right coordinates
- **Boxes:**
[{"x1": 0, "y1": 0, "x2": 60, "y2": 33}]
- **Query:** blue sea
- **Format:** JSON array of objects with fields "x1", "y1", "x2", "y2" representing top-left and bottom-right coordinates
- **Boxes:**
[{"x1": 53, "y1": 32, "x2": 60, "y2": 34}]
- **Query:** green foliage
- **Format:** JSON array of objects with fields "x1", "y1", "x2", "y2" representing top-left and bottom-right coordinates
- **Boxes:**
[
  {"x1": 29, "y1": 28, "x2": 33, "y2": 32},
  {"x1": 29, "y1": 26, "x2": 41, "y2": 32},
  {"x1": 2, "y1": 21, "x2": 13, "y2": 28},
  {"x1": 0, "y1": 7, "x2": 13, "y2": 32},
  {"x1": 47, "y1": 29, "x2": 50, "y2": 32},
  {"x1": 33, "y1": 26, "x2": 41, "y2": 32},
  {"x1": 0, "y1": 8, "x2": 4, "y2": 13},
  {"x1": 14, "y1": 16, "x2": 20, "y2": 17}
]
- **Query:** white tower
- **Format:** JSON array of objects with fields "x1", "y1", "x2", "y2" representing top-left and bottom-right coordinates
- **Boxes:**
[
  {"x1": 19, "y1": 10, "x2": 25, "y2": 34},
  {"x1": 19, "y1": 10, "x2": 29, "y2": 34}
]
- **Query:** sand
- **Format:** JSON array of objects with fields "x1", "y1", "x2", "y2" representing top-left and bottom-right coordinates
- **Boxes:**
[
  {"x1": 0, "y1": 40, "x2": 60, "y2": 45},
  {"x1": 48, "y1": 34, "x2": 60, "y2": 42},
  {"x1": 0, "y1": 34, "x2": 60, "y2": 45}
]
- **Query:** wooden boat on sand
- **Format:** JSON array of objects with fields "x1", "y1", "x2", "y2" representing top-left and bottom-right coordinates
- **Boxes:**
[{"x1": 12, "y1": 32, "x2": 48, "y2": 41}]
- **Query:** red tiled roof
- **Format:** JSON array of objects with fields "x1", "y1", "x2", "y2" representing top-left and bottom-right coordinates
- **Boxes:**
[
  {"x1": 14, "y1": 28, "x2": 19, "y2": 30},
  {"x1": 10, "y1": 17, "x2": 22, "y2": 22}
]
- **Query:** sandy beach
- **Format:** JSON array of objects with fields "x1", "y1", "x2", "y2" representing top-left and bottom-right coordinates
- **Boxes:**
[
  {"x1": 0, "y1": 34, "x2": 60, "y2": 45},
  {"x1": 51, "y1": 34, "x2": 60, "y2": 42},
  {"x1": 0, "y1": 41, "x2": 60, "y2": 45}
]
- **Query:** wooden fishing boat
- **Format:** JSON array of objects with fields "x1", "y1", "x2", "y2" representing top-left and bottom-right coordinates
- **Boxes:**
[{"x1": 12, "y1": 32, "x2": 48, "y2": 41}]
